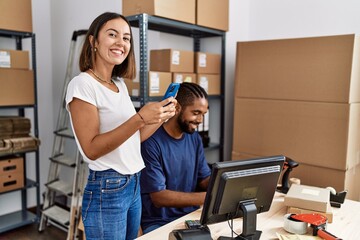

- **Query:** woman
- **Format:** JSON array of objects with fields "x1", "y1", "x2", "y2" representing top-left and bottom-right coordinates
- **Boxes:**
[{"x1": 66, "y1": 12, "x2": 176, "y2": 240}]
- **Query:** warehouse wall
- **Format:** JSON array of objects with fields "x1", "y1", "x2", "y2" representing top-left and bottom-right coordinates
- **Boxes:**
[{"x1": 2, "y1": 0, "x2": 360, "y2": 215}]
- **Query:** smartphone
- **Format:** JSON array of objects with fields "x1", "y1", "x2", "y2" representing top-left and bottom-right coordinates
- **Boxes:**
[{"x1": 163, "y1": 83, "x2": 180, "y2": 101}]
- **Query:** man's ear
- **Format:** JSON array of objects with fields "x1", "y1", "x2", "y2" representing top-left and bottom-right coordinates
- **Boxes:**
[{"x1": 175, "y1": 103, "x2": 182, "y2": 114}]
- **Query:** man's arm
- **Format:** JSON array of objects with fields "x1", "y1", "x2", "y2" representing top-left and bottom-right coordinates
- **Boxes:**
[{"x1": 149, "y1": 189, "x2": 206, "y2": 208}]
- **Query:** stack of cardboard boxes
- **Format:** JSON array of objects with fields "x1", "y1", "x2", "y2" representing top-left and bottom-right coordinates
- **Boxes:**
[
  {"x1": 0, "y1": 0, "x2": 34, "y2": 106},
  {"x1": 125, "y1": 49, "x2": 221, "y2": 97},
  {"x1": 232, "y1": 34, "x2": 360, "y2": 201}
]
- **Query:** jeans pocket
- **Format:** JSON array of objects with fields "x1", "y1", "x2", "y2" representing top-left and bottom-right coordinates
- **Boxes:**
[
  {"x1": 103, "y1": 176, "x2": 130, "y2": 193},
  {"x1": 82, "y1": 189, "x2": 92, "y2": 221}
]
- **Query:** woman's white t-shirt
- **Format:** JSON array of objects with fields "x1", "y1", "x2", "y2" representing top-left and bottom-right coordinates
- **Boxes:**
[{"x1": 65, "y1": 72, "x2": 145, "y2": 174}]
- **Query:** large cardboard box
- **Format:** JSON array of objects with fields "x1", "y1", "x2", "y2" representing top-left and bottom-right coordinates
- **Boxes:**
[
  {"x1": 291, "y1": 162, "x2": 360, "y2": 201},
  {"x1": 195, "y1": 52, "x2": 221, "y2": 74},
  {"x1": 122, "y1": 0, "x2": 196, "y2": 24},
  {"x1": 150, "y1": 49, "x2": 194, "y2": 73},
  {"x1": 124, "y1": 71, "x2": 172, "y2": 97},
  {"x1": 197, "y1": 74, "x2": 221, "y2": 95},
  {"x1": 232, "y1": 98, "x2": 360, "y2": 171},
  {"x1": 284, "y1": 184, "x2": 330, "y2": 212},
  {"x1": 0, "y1": 0, "x2": 33, "y2": 33},
  {"x1": 0, "y1": 68, "x2": 34, "y2": 106},
  {"x1": 196, "y1": 0, "x2": 229, "y2": 31},
  {"x1": 0, "y1": 50, "x2": 29, "y2": 69},
  {"x1": 235, "y1": 34, "x2": 360, "y2": 103}
]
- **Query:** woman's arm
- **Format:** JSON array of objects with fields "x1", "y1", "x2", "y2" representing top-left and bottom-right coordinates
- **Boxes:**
[{"x1": 69, "y1": 97, "x2": 176, "y2": 160}]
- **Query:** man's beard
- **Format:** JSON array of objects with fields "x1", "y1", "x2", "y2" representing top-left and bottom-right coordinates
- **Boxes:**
[{"x1": 177, "y1": 112, "x2": 199, "y2": 134}]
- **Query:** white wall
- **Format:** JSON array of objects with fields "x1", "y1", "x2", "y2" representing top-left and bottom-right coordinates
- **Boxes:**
[{"x1": 2, "y1": 0, "x2": 360, "y2": 214}]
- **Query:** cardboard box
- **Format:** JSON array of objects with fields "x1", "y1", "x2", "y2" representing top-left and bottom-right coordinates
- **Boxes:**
[
  {"x1": 196, "y1": 0, "x2": 229, "y2": 31},
  {"x1": 0, "y1": 0, "x2": 33, "y2": 33},
  {"x1": 0, "y1": 172, "x2": 24, "y2": 193},
  {"x1": 291, "y1": 162, "x2": 360, "y2": 201},
  {"x1": 0, "y1": 157, "x2": 24, "y2": 175},
  {"x1": 287, "y1": 206, "x2": 333, "y2": 223},
  {"x1": 124, "y1": 71, "x2": 172, "y2": 97},
  {"x1": 122, "y1": 0, "x2": 196, "y2": 24},
  {"x1": 0, "y1": 50, "x2": 29, "y2": 69},
  {"x1": 172, "y1": 73, "x2": 196, "y2": 83},
  {"x1": 284, "y1": 184, "x2": 330, "y2": 212},
  {"x1": 197, "y1": 74, "x2": 221, "y2": 95},
  {"x1": 0, "y1": 68, "x2": 35, "y2": 106},
  {"x1": 235, "y1": 34, "x2": 360, "y2": 103},
  {"x1": 195, "y1": 52, "x2": 221, "y2": 74},
  {"x1": 232, "y1": 98, "x2": 360, "y2": 171},
  {"x1": 150, "y1": 49, "x2": 194, "y2": 73}
]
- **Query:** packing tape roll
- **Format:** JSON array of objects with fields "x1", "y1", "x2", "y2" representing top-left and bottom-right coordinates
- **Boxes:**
[{"x1": 283, "y1": 214, "x2": 308, "y2": 235}]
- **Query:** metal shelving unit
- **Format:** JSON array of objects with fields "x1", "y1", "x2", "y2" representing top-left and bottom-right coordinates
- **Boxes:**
[
  {"x1": 126, "y1": 13, "x2": 225, "y2": 162},
  {"x1": 0, "y1": 29, "x2": 40, "y2": 233}
]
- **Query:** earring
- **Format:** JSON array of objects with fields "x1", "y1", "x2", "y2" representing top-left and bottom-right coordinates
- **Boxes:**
[{"x1": 94, "y1": 47, "x2": 97, "y2": 52}]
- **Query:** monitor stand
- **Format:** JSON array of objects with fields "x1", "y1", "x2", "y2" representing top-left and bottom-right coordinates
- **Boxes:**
[{"x1": 217, "y1": 200, "x2": 262, "y2": 240}]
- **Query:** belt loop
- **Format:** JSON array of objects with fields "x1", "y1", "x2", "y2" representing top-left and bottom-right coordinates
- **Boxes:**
[{"x1": 90, "y1": 169, "x2": 96, "y2": 181}]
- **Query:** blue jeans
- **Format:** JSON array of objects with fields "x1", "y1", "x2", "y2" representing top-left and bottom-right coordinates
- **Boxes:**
[{"x1": 82, "y1": 169, "x2": 141, "y2": 240}]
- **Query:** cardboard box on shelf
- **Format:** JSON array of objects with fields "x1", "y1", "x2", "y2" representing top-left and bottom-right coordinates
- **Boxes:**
[
  {"x1": 122, "y1": 0, "x2": 196, "y2": 24},
  {"x1": 172, "y1": 73, "x2": 196, "y2": 83},
  {"x1": 150, "y1": 49, "x2": 194, "y2": 73},
  {"x1": 0, "y1": 172, "x2": 24, "y2": 193},
  {"x1": 195, "y1": 52, "x2": 221, "y2": 74},
  {"x1": 124, "y1": 71, "x2": 172, "y2": 97},
  {"x1": 196, "y1": 0, "x2": 229, "y2": 31},
  {"x1": 0, "y1": 157, "x2": 24, "y2": 175},
  {"x1": 0, "y1": 68, "x2": 34, "y2": 106},
  {"x1": 284, "y1": 184, "x2": 330, "y2": 212},
  {"x1": 0, "y1": 50, "x2": 29, "y2": 69},
  {"x1": 0, "y1": 0, "x2": 33, "y2": 33},
  {"x1": 232, "y1": 98, "x2": 360, "y2": 171},
  {"x1": 235, "y1": 34, "x2": 360, "y2": 103},
  {"x1": 196, "y1": 74, "x2": 220, "y2": 95}
]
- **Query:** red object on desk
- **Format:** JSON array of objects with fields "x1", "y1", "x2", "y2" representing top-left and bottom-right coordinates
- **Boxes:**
[{"x1": 291, "y1": 213, "x2": 342, "y2": 240}]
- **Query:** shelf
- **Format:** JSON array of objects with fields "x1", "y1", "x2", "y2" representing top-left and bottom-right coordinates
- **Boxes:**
[
  {"x1": 126, "y1": 14, "x2": 225, "y2": 38},
  {"x1": 0, "y1": 28, "x2": 40, "y2": 233},
  {"x1": 0, "y1": 210, "x2": 37, "y2": 233}
]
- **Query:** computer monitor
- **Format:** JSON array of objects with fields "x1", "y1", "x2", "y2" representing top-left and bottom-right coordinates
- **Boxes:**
[{"x1": 200, "y1": 155, "x2": 285, "y2": 240}]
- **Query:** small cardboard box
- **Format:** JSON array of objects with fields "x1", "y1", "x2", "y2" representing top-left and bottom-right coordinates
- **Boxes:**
[
  {"x1": 150, "y1": 49, "x2": 194, "y2": 73},
  {"x1": 124, "y1": 71, "x2": 172, "y2": 97},
  {"x1": 122, "y1": 0, "x2": 196, "y2": 24},
  {"x1": 197, "y1": 74, "x2": 221, "y2": 95},
  {"x1": 0, "y1": 157, "x2": 24, "y2": 175},
  {"x1": 0, "y1": 0, "x2": 33, "y2": 33},
  {"x1": 172, "y1": 73, "x2": 196, "y2": 83},
  {"x1": 196, "y1": 0, "x2": 229, "y2": 31},
  {"x1": 0, "y1": 172, "x2": 24, "y2": 193},
  {"x1": 284, "y1": 184, "x2": 330, "y2": 212},
  {"x1": 0, "y1": 50, "x2": 30, "y2": 69},
  {"x1": 0, "y1": 68, "x2": 35, "y2": 106},
  {"x1": 195, "y1": 52, "x2": 221, "y2": 74}
]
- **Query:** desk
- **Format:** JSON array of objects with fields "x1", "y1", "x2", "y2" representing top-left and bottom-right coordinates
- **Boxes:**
[{"x1": 136, "y1": 192, "x2": 360, "y2": 239}]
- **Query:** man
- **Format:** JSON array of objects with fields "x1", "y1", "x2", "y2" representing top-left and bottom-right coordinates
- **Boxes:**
[{"x1": 140, "y1": 82, "x2": 211, "y2": 234}]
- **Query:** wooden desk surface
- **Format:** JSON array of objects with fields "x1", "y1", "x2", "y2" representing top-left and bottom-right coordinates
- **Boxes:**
[{"x1": 136, "y1": 192, "x2": 360, "y2": 239}]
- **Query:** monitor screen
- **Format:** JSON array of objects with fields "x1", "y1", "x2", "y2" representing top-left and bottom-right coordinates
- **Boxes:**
[{"x1": 200, "y1": 155, "x2": 285, "y2": 239}]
